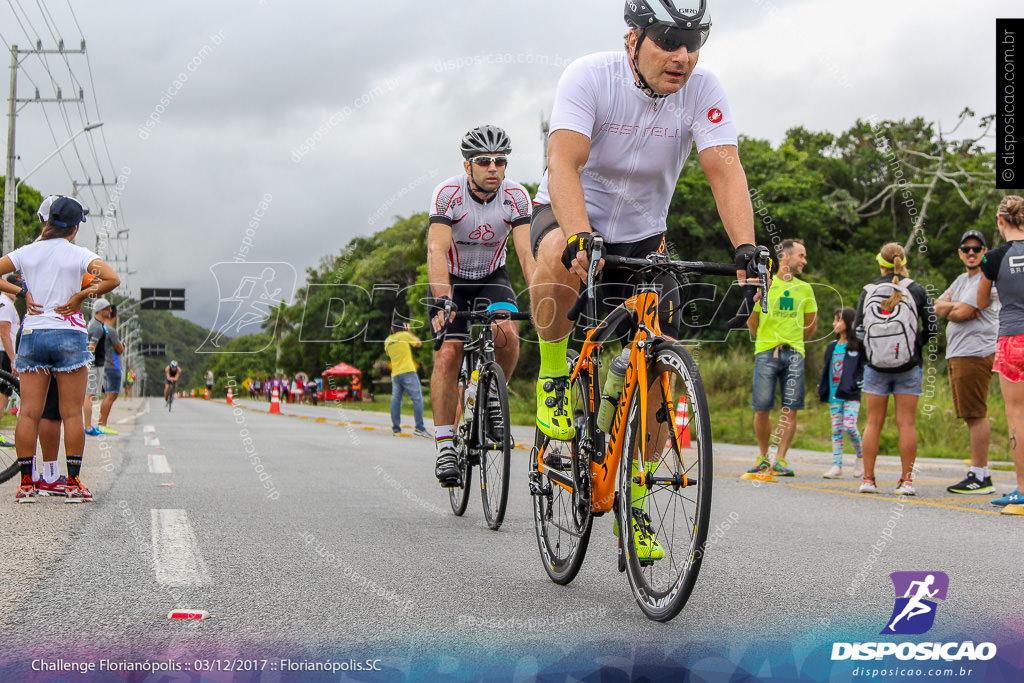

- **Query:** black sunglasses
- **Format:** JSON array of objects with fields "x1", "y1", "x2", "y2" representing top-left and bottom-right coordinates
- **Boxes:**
[
  {"x1": 644, "y1": 24, "x2": 709, "y2": 53},
  {"x1": 959, "y1": 245, "x2": 984, "y2": 254},
  {"x1": 470, "y1": 155, "x2": 508, "y2": 168}
]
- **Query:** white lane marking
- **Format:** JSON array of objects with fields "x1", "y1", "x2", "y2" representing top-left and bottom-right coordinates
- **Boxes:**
[
  {"x1": 144, "y1": 425, "x2": 156, "y2": 434},
  {"x1": 151, "y1": 509, "x2": 210, "y2": 587},
  {"x1": 148, "y1": 454, "x2": 172, "y2": 474},
  {"x1": 144, "y1": 435, "x2": 161, "y2": 446}
]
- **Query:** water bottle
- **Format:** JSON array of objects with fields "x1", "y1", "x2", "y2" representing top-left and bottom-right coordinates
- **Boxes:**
[
  {"x1": 464, "y1": 369, "x2": 479, "y2": 421},
  {"x1": 597, "y1": 349, "x2": 630, "y2": 433}
]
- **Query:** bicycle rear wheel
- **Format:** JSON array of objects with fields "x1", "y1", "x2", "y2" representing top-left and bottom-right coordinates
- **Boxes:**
[
  {"x1": 530, "y1": 350, "x2": 593, "y2": 585},
  {"x1": 619, "y1": 342, "x2": 712, "y2": 622},
  {"x1": 0, "y1": 370, "x2": 19, "y2": 484},
  {"x1": 478, "y1": 363, "x2": 510, "y2": 530}
]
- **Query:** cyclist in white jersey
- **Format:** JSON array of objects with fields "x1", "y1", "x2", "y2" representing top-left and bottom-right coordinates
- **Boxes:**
[
  {"x1": 428, "y1": 125, "x2": 535, "y2": 485},
  {"x1": 531, "y1": 0, "x2": 766, "y2": 443}
]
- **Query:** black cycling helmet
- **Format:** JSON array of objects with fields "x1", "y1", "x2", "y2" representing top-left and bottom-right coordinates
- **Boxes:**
[
  {"x1": 624, "y1": 1, "x2": 712, "y2": 98},
  {"x1": 460, "y1": 125, "x2": 512, "y2": 159}
]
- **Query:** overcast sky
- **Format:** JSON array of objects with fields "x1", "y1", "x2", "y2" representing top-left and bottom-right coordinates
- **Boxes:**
[{"x1": 2, "y1": 0, "x2": 1018, "y2": 330}]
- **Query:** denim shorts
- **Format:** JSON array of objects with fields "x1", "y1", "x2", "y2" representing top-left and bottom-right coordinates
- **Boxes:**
[
  {"x1": 104, "y1": 368, "x2": 122, "y2": 394},
  {"x1": 862, "y1": 365, "x2": 923, "y2": 397},
  {"x1": 752, "y1": 346, "x2": 806, "y2": 411},
  {"x1": 15, "y1": 328, "x2": 91, "y2": 373}
]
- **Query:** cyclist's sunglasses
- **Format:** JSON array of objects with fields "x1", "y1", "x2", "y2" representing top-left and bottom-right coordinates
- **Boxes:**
[
  {"x1": 959, "y1": 245, "x2": 984, "y2": 254},
  {"x1": 644, "y1": 24, "x2": 709, "y2": 53},
  {"x1": 470, "y1": 155, "x2": 508, "y2": 168}
]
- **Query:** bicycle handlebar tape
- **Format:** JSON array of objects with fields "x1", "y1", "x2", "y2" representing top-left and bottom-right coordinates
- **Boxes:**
[
  {"x1": 269, "y1": 387, "x2": 281, "y2": 414},
  {"x1": 433, "y1": 296, "x2": 456, "y2": 351}
]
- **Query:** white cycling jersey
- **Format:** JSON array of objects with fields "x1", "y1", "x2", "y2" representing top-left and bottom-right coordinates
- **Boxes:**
[
  {"x1": 535, "y1": 51, "x2": 738, "y2": 243},
  {"x1": 429, "y1": 174, "x2": 532, "y2": 280}
]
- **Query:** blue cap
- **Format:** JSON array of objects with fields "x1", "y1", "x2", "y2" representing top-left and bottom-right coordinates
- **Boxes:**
[{"x1": 48, "y1": 196, "x2": 87, "y2": 228}]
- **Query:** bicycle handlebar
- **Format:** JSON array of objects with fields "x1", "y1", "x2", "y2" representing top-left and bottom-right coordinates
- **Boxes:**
[
  {"x1": 434, "y1": 309, "x2": 531, "y2": 350},
  {"x1": 567, "y1": 236, "x2": 772, "y2": 323}
]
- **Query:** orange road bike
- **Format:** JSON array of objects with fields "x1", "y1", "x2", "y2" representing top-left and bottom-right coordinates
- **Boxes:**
[{"x1": 529, "y1": 238, "x2": 770, "y2": 621}]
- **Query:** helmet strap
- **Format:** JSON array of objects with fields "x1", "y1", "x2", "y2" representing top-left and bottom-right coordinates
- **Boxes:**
[
  {"x1": 467, "y1": 171, "x2": 497, "y2": 202},
  {"x1": 628, "y1": 29, "x2": 668, "y2": 100}
]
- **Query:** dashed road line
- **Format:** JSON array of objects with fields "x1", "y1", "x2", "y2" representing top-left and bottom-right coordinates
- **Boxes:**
[{"x1": 151, "y1": 509, "x2": 210, "y2": 587}]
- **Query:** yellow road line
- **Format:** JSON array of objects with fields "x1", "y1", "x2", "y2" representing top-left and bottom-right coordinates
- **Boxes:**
[{"x1": 769, "y1": 480, "x2": 1002, "y2": 516}]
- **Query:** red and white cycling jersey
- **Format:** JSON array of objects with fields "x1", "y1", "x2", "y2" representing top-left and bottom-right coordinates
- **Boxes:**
[
  {"x1": 535, "y1": 52, "x2": 738, "y2": 243},
  {"x1": 429, "y1": 175, "x2": 532, "y2": 280}
]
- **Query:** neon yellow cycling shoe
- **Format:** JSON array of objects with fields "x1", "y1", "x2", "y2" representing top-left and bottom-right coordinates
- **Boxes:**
[
  {"x1": 629, "y1": 507, "x2": 665, "y2": 561},
  {"x1": 536, "y1": 376, "x2": 575, "y2": 441}
]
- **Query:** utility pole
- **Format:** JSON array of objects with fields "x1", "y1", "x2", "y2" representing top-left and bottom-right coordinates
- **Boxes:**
[
  {"x1": 3, "y1": 40, "x2": 87, "y2": 255},
  {"x1": 540, "y1": 112, "x2": 550, "y2": 175}
]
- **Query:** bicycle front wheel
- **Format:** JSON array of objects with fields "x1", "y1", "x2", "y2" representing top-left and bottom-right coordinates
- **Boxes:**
[
  {"x1": 619, "y1": 342, "x2": 712, "y2": 622},
  {"x1": 531, "y1": 349, "x2": 593, "y2": 585},
  {"x1": 0, "y1": 370, "x2": 20, "y2": 484},
  {"x1": 478, "y1": 363, "x2": 510, "y2": 530}
]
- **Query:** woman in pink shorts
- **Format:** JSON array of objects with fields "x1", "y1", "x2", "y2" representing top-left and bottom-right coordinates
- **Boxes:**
[{"x1": 978, "y1": 194, "x2": 1024, "y2": 509}]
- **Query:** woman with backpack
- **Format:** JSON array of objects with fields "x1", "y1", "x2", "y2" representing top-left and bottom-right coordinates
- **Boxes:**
[
  {"x1": 854, "y1": 243, "x2": 937, "y2": 495},
  {"x1": 977, "y1": 195, "x2": 1024, "y2": 510}
]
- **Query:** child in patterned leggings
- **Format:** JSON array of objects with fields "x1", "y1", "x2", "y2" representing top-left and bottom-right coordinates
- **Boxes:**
[{"x1": 817, "y1": 307, "x2": 864, "y2": 478}]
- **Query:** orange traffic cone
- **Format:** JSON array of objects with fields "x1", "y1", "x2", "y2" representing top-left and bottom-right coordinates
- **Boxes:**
[
  {"x1": 226, "y1": 386, "x2": 233, "y2": 405},
  {"x1": 190, "y1": 388, "x2": 195, "y2": 398},
  {"x1": 204, "y1": 388, "x2": 209, "y2": 400},
  {"x1": 269, "y1": 388, "x2": 281, "y2": 414},
  {"x1": 675, "y1": 397, "x2": 691, "y2": 449}
]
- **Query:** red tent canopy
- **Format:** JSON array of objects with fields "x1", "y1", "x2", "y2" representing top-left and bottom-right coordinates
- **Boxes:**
[{"x1": 322, "y1": 362, "x2": 361, "y2": 377}]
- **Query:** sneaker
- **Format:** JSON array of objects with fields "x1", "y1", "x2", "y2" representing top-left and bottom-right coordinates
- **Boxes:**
[
  {"x1": 36, "y1": 476, "x2": 67, "y2": 496},
  {"x1": 629, "y1": 507, "x2": 665, "y2": 561},
  {"x1": 0, "y1": 434, "x2": 14, "y2": 447},
  {"x1": 947, "y1": 472, "x2": 995, "y2": 495},
  {"x1": 536, "y1": 377, "x2": 574, "y2": 441},
  {"x1": 771, "y1": 459, "x2": 794, "y2": 477},
  {"x1": 858, "y1": 479, "x2": 878, "y2": 494},
  {"x1": 434, "y1": 445, "x2": 461, "y2": 487},
  {"x1": 65, "y1": 483, "x2": 93, "y2": 503},
  {"x1": 894, "y1": 479, "x2": 916, "y2": 496},
  {"x1": 853, "y1": 458, "x2": 864, "y2": 478},
  {"x1": 98, "y1": 425, "x2": 119, "y2": 435},
  {"x1": 746, "y1": 455, "x2": 770, "y2": 473},
  {"x1": 990, "y1": 488, "x2": 1024, "y2": 507},
  {"x1": 823, "y1": 465, "x2": 842, "y2": 479},
  {"x1": 84, "y1": 427, "x2": 102, "y2": 436},
  {"x1": 15, "y1": 483, "x2": 37, "y2": 503},
  {"x1": 412, "y1": 427, "x2": 431, "y2": 439}
]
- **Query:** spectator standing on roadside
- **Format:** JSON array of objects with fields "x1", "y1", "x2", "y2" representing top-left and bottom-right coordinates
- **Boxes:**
[
  {"x1": 936, "y1": 230, "x2": 999, "y2": 495},
  {"x1": 817, "y1": 307, "x2": 864, "y2": 479},
  {"x1": 205, "y1": 369, "x2": 214, "y2": 398},
  {"x1": 123, "y1": 365, "x2": 135, "y2": 399},
  {"x1": 84, "y1": 298, "x2": 122, "y2": 436},
  {"x1": 855, "y1": 242, "x2": 937, "y2": 496},
  {"x1": 0, "y1": 277, "x2": 20, "y2": 435},
  {"x1": 746, "y1": 238, "x2": 818, "y2": 477},
  {"x1": 96, "y1": 304, "x2": 124, "y2": 435},
  {"x1": 977, "y1": 195, "x2": 1024, "y2": 509},
  {"x1": 1, "y1": 195, "x2": 120, "y2": 502},
  {"x1": 384, "y1": 322, "x2": 429, "y2": 438}
]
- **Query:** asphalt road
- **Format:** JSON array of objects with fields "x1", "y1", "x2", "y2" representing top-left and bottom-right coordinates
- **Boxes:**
[{"x1": 0, "y1": 396, "x2": 1021, "y2": 681}]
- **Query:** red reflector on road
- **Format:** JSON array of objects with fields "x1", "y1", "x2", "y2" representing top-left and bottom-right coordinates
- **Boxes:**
[
  {"x1": 160, "y1": 483, "x2": 176, "y2": 487},
  {"x1": 168, "y1": 609, "x2": 208, "y2": 620}
]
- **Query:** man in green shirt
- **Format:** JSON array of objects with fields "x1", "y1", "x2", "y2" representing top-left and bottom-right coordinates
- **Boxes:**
[
  {"x1": 385, "y1": 323, "x2": 430, "y2": 438},
  {"x1": 746, "y1": 239, "x2": 818, "y2": 476}
]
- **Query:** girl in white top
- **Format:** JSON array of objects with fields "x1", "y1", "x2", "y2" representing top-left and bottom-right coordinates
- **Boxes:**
[{"x1": 0, "y1": 196, "x2": 120, "y2": 502}]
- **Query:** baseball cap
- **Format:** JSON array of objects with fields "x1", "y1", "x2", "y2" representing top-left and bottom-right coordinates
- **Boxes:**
[
  {"x1": 36, "y1": 195, "x2": 60, "y2": 223},
  {"x1": 960, "y1": 230, "x2": 986, "y2": 247},
  {"x1": 48, "y1": 196, "x2": 88, "y2": 228},
  {"x1": 92, "y1": 298, "x2": 112, "y2": 314}
]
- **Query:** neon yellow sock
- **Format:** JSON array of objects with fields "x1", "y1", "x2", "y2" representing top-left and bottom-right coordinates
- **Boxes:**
[
  {"x1": 539, "y1": 337, "x2": 570, "y2": 378},
  {"x1": 631, "y1": 459, "x2": 660, "y2": 513}
]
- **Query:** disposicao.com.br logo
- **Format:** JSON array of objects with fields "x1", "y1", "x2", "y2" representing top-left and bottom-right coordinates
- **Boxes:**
[{"x1": 831, "y1": 571, "x2": 997, "y2": 663}]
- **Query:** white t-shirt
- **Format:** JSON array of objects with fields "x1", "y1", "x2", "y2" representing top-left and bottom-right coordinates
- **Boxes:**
[
  {"x1": 7, "y1": 239, "x2": 99, "y2": 332},
  {"x1": 0, "y1": 295, "x2": 20, "y2": 351},
  {"x1": 535, "y1": 52, "x2": 738, "y2": 243},
  {"x1": 942, "y1": 270, "x2": 1000, "y2": 359},
  {"x1": 430, "y1": 174, "x2": 532, "y2": 280}
]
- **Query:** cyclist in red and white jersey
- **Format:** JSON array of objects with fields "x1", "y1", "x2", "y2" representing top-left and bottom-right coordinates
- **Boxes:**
[
  {"x1": 531, "y1": 0, "x2": 766, "y2": 442},
  {"x1": 428, "y1": 125, "x2": 534, "y2": 486}
]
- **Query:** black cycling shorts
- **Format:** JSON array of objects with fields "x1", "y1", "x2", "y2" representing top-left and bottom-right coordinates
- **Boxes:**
[
  {"x1": 42, "y1": 374, "x2": 59, "y2": 421},
  {"x1": 428, "y1": 267, "x2": 518, "y2": 343},
  {"x1": 529, "y1": 203, "x2": 681, "y2": 339}
]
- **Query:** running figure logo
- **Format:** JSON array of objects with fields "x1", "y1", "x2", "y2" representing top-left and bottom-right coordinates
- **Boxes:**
[
  {"x1": 198, "y1": 262, "x2": 296, "y2": 353},
  {"x1": 881, "y1": 571, "x2": 949, "y2": 635}
]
